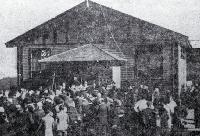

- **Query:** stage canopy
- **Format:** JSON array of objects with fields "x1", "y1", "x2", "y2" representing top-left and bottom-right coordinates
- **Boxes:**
[{"x1": 39, "y1": 44, "x2": 127, "y2": 63}]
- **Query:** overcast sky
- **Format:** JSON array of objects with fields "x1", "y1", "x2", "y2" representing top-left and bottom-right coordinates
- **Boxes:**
[{"x1": 0, "y1": 0, "x2": 200, "y2": 79}]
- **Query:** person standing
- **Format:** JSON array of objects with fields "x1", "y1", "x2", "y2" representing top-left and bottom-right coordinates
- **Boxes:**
[
  {"x1": 142, "y1": 101, "x2": 156, "y2": 136},
  {"x1": 164, "y1": 95, "x2": 177, "y2": 130},
  {"x1": 152, "y1": 88, "x2": 160, "y2": 109},
  {"x1": 194, "y1": 86, "x2": 200, "y2": 128},
  {"x1": 56, "y1": 105, "x2": 69, "y2": 136},
  {"x1": 159, "y1": 103, "x2": 170, "y2": 136},
  {"x1": 42, "y1": 110, "x2": 55, "y2": 136},
  {"x1": 0, "y1": 106, "x2": 6, "y2": 135},
  {"x1": 34, "y1": 101, "x2": 45, "y2": 136},
  {"x1": 97, "y1": 98, "x2": 109, "y2": 136}
]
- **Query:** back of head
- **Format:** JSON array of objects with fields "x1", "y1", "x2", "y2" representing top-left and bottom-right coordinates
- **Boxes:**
[
  {"x1": 27, "y1": 105, "x2": 34, "y2": 113},
  {"x1": 146, "y1": 101, "x2": 152, "y2": 108},
  {"x1": 59, "y1": 105, "x2": 64, "y2": 111}
]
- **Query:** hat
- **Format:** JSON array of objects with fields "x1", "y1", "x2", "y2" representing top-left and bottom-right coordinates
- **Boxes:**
[
  {"x1": 44, "y1": 90, "x2": 48, "y2": 94},
  {"x1": 29, "y1": 90, "x2": 34, "y2": 95},
  {"x1": 16, "y1": 104, "x2": 21, "y2": 109},
  {"x1": 56, "y1": 90, "x2": 62, "y2": 96},
  {"x1": 118, "y1": 109, "x2": 125, "y2": 117},
  {"x1": 97, "y1": 93, "x2": 102, "y2": 98},
  {"x1": 16, "y1": 104, "x2": 22, "y2": 111},
  {"x1": 63, "y1": 107, "x2": 67, "y2": 112},
  {"x1": 37, "y1": 102, "x2": 43, "y2": 109},
  {"x1": 46, "y1": 98, "x2": 53, "y2": 103},
  {"x1": 0, "y1": 107, "x2": 5, "y2": 112}
]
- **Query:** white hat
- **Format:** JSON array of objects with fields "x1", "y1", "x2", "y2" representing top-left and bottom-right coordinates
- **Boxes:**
[
  {"x1": 16, "y1": 105, "x2": 22, "y2": 111},
  {"x1": 16, "y1": 104, "x2": 21, "y2": 109},
  {"x1": 56, "y1": 90, "x2": 62, "y2": 96},
  {"x1": 97, "y1": 93, "x2": 102, "y2": 98},
  {"x1": 0, "y1": 107, "x2": 5, "y2": 112},
  {"x1": 5, "y1": 90, "x2": 9, "y2": 98},
  {"x1": 63, "y1": 107, "x2": 68, "y2": 112},
  {"x1": 44, "y1": 90, "x2": 48, "y2": 94},
  {"x1": 46, "y1": 98, "x2": 53, "y2": 103},
  {"x1": 16, "y1": 92, "x2": 21, "y2": 98},
  {"x1": 37, "y1": 102, "x2": 43, "y2": 109},
  {"x1": 29, "y1": 90, "x2": 34, "y2": 95}
]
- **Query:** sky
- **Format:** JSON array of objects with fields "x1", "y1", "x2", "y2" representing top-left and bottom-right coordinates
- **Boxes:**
[{"x1": 0, "y1": 0, "x2": 199, "y2": 79}]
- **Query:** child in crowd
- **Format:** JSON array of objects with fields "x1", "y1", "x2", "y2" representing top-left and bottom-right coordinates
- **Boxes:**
[
  {"x1": 42, "y1": 110, "x2": 55, "y2": 136},
  {"x1": 56, "y1": 105, "x2": 69, "y2": 136}
]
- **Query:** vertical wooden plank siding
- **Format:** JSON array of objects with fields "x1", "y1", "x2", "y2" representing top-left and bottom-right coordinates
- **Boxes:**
[{"x1": 22, "y1": 47, "x2": 29, "y2": 80}]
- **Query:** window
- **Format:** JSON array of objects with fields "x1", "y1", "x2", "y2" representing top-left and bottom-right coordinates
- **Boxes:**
[{"x1": 29, "y1": 48, "x2": 51, "y2": 78}]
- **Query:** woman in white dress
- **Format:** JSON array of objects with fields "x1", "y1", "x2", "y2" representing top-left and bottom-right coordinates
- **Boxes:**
[{"x1": 42, "y1": 111, "x2": 55, "y2": 136}]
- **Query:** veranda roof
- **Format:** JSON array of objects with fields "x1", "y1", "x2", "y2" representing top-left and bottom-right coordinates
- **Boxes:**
[{"x1": 39, "y1": 44, "x2": 127, "y2": 63}]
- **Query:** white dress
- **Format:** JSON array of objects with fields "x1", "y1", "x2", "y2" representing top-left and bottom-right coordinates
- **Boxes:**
[
  {"x1": 57, "y1": 111, "x2": 69, "y2": 131},
  {"x1": 164, "y1": 104, "x2": 171, "y2": 129},
  {"x1": 164, "y1": 100, "x2": 177, "y2": 129},
  {"x1": 42, "y1": 113, "x2": 54, "y2": 136}
]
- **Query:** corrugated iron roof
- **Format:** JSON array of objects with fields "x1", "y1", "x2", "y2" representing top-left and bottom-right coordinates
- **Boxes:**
[{"x1": 39, "y1": 44, "x2": 127, "y2": 63}]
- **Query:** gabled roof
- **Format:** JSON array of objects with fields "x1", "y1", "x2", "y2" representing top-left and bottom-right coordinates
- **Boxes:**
[
  {"x1": 5, "y1": 0, "x2": 190, "y2": 48},
  {"x1": 39, "y1": 44, "x2": 127, "y2": 62},
  {"x1": 5, "y1": 1, "x2": 86, "y2": 47}
]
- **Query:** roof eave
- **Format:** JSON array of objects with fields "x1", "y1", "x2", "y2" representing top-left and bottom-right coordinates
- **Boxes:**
[
  {"x1": 5, "y1": 1, "x2": 86, "y2": 48},
  {"x1": 5, "y1": 42, "x2": 16, "y2": 48}
]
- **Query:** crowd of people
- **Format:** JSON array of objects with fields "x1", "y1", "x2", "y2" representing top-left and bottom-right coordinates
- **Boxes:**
[{"x1": 0, "y1": 77, "x2": 193, "y2": 136}]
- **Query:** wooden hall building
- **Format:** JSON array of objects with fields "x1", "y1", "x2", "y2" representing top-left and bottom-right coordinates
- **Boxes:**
[{"x1": 5, "y1": 0, "x2": 191, "y2": 97}]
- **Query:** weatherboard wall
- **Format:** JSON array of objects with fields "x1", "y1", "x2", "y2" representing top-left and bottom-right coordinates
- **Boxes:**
[{"x1": 10, "y1": 1, "x2": 189, "y2": 91}]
